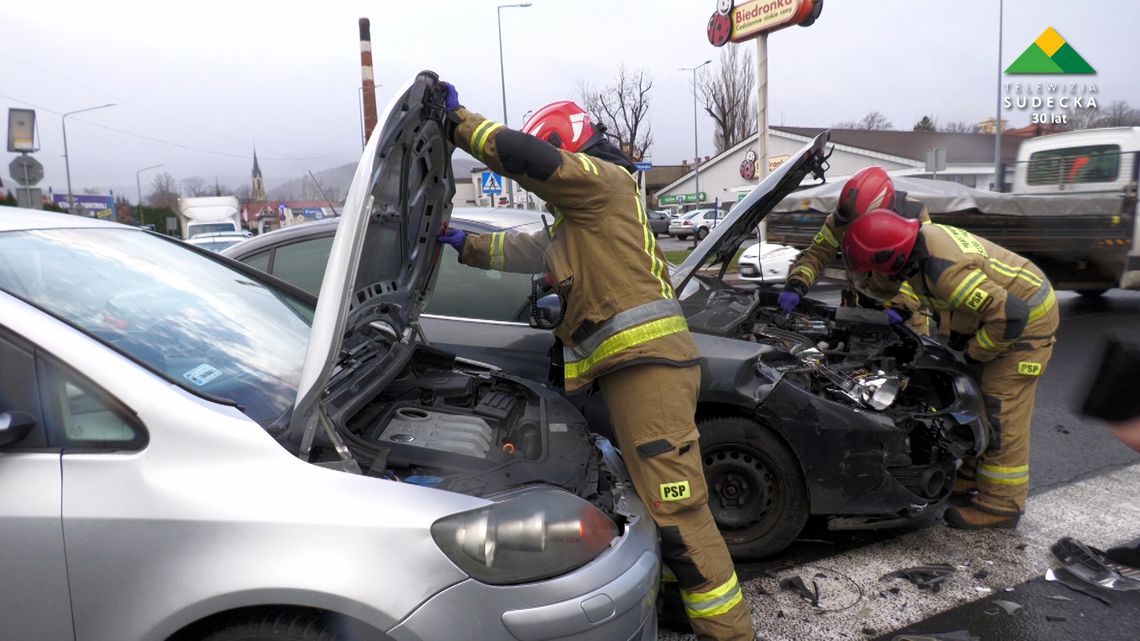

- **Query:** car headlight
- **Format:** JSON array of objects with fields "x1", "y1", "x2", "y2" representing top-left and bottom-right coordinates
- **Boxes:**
[{"x1": 431, "y1": 488, "x2": 619, "y2": 585}]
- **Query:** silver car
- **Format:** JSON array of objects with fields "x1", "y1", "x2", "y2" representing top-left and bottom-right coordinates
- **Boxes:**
[{"x1": 0, "y1": 72, "x2": 656, "y2": 641}]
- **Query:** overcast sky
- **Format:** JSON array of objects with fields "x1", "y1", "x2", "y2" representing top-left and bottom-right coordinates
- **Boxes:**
[{"x1": 3, "y1": 0, "x2": 1137, "y2": 198}]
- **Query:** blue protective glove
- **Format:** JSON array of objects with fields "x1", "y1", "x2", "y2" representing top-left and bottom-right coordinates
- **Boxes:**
[
  {"x1": 440, "y1": 81, "x2": 460, "y2": 112},
  {"x1": 777, "y1": 291, "x2": 801, "y2": 313},
  {"x1": 438, "y1": 227, "x2": 466, "y2": 252},
  {"x1": 885, "y1": 309, "x2": 905, "y2": 325}
]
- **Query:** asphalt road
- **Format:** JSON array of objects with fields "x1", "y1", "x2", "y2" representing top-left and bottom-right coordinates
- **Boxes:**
[{"x1": 660, "y1": 288, "x2": 1140, "y2": 641}]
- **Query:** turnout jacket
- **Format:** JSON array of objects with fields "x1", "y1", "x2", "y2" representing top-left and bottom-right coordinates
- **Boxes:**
[
  {"x1": 901, "y1": 224, "x2": 1057, "y2": 363},
  {"x1": 450, "y1": 108, "x2": 698, "y2": 392},
  {"x1": 787, "y1": 196, "x2": 931, "y2": 314}
]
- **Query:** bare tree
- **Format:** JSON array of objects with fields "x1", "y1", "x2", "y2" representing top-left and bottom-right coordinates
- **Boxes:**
[
  {"x1": 941, "y1": 120, "x2": 982, "y2": 133},
  {"x1": 147, "y1": 171, "x2": 179, "y2": 210},
  {"x1": 181, "y1": 176, "x2": 213, "y2": 197},
  {"x1": 698, "y1": 44, "x2": 757, "y2": 153},
  {"x1": 233, "y1": 184, "x2": 253, "y2": 203},
  {"x1": 831, "y1": 119, "x2": 860, "y2": 129},
  {"x1": 1092, "y1": 101, "x2": 1140, "y2": 128},
  {"x1": 859, "y1": 111, "x2": 893, "y2": 131},
  {"x1": 913, "y1": 115, "x2": 937, "y2": 131},
  {"x1": 578, "y1": 65, "x2": 654, "y2": 161}
]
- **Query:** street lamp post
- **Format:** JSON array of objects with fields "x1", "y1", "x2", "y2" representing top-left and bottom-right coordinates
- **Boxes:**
[
  {"x1": 497, "y1": 2, "x2": 532, "y2": 207},
  {"x1": 62, "y1": 103, "x2": 116, "y2": 214},
  {"x1": 136, "y1": 164, "x2": 164, "y2": 229},
  {"x1": 680, "y1": 60, "x2": 712, "y2": 204}
]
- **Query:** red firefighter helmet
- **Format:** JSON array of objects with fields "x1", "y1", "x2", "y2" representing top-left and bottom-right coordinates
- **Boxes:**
[
  {"x1": 836, "y1": 166, "x2": 896, "y2": 224},
  {"x1": 520, "y1": 101, "x2": 602, "y2": 153},
  {"x1": 842, "y1": 209, "x2": 921, "y2": 274}
]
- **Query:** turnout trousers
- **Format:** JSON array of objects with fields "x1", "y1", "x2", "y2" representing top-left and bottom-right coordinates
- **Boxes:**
[
  {"x1": 598, "y1": 363, "x2": 754, "y2": 641},
  {"x1": 962, "y1": 303, "x2": 1060, "y2": 514}
]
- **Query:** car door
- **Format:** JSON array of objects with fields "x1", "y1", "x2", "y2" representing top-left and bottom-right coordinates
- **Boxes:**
[
  {"x1": 0, "y1": 329, "x2": 74, "y2": 641},
  {"x1": 421, "y1": 245, "x2": 555, "y2": 383}
]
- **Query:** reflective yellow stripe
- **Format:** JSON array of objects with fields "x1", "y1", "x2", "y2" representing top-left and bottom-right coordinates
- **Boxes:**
[
  {"x1": 979, "y1": 464, "x2": 1029, "y2": 474},
  {"x1": 980, "y1": 475, "x2": 1029, "y2": 485},
  {"x1": 792, "y1": 264, "x2": 816, "y2": 283},
  {"x1": 490, "y1": 232, "x2": 505, "y2": 270},
  {"x1": 814, "y1": 225, "x2": 839, "y2": 248},
  {"x1": 988, "y1": 258, "x2": 1043, "y2": 287},
  {"x1": 577, "y1": 153, "x2": 599, "y2": 175},
  {"x1": 976, "y1": 327, "x2": 1001, "y2": 351},
  {"x1": 1028, "y1": 288, "x2": 1056, "y2": 322},
  {"x1": 949, "y1": 269, "x2": 987, "y2": 308},
  {"x1": 634, "y1": 189, "x2": 672, "y2": 299},
  {"x1": 471, "y1": 121, "x2": 504, "y2": 160},
  {"x1": 682, "y1": 573, "x2": 744, "y2": 619},
  {"x1": 563, "y1": 315, "x2": 688, "y2": 380},
  {"x1": 899, "y1": 282, "x2": 920, "y2": 304}
]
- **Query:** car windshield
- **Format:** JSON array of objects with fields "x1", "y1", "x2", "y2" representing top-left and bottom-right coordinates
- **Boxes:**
[
  {"x1": 0, "y1": 228, "x2": 312, "y2": 427},
  {"x1": 194, "y1": 239, "x2": 243, "y2": 252},
  {"x1": 191, "y1": 223, "x2": 238, "y2": 236}
]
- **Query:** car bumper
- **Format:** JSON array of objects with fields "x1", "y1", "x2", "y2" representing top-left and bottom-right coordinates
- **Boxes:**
[
  {"x1": 737, "y1": 257, "x2": 789, "y2": 282},
  {"x1": 387, "y1": 491, "x2": 659, "y2": 641}
]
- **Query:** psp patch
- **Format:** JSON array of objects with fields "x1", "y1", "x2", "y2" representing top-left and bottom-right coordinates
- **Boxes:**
[
  {"x1": 1017, "y1": 361, "x2": 1043, "y2": 376},
  {"x1": 660, "y1": 480, "x2": 691, "y2": 502},
  {"x1": 964, "y1": 288, "x2": 991, "y2": 311}
]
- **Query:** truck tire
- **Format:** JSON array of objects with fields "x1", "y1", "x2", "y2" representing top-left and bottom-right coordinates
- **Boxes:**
[
  {"x1": 201, "y1": 609, "x2": 354, "y2": 641},
  {"x1": 698, "y1": 416, "x2": 809, "y2": 561}
]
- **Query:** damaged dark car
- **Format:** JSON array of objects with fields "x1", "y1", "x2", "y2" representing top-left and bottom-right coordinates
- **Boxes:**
[{"x1": 227, "y1": 131, "x2": 990, "y2": 561}]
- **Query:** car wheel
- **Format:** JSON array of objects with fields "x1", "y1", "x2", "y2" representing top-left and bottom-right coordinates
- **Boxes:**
[
  {"x1": 696, "y1": 227, "x2": 709, "y2": 240},
  {"x1": 698, "y1": 416, "x2": 809, "y2": 561},
  {"x1": 1078, "y1": 288, "x2": 1108, "y2": 299},
  {"x1": 201, "y1": 609, "x2": 351, "y2": 641},
  {"x1": 678, "y1": 235, "x2": 689, "y2": 241}
]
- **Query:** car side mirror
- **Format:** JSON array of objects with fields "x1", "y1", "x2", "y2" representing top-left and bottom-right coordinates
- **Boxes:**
[
  {"x1": 530, "y1": 293, "x2": 564, "y2": 329},
  {"x1": 0, "y1": 411, "x2": 36, "y2": 448}
]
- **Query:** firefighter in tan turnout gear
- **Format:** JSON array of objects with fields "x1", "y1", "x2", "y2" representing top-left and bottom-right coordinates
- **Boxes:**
[
  {"x1": 434, "y1": 83, "x2": 754, "y2": 639},
  {"x1": 843, "y1": 210, "x2": 1059, "y2": 529},
  {"x1": 779, "y1": 166, "x2": 932, "y2": 334}
]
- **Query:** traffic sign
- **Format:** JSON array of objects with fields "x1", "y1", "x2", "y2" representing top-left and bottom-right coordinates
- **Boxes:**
[
  {"x1": 9, "y1": 154, "x2": 43, "y2": 186},
  {"x1": 634, "y1": 161, "x2": 653, "y2": 172},
  {"x1": 480, "y1": 171, "x2": 503, "y2": 195},
  {"x1": 658, "y1": 192, "x2": 707, "y2": 205}
]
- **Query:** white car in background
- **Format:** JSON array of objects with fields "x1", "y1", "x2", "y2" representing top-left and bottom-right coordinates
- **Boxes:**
[
  {"x1": 736, "y1": 240, "x2": 800, "y2": 283},
  {"x1": 184, "y1": 231, "x2": 250, "y2": 252}
]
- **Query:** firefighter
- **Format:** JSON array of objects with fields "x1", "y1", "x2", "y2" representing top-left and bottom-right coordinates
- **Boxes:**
[
  {"x1": 435, "y1": 83, "x2": 754, "y2": 640},
  {"x1": 842, "y1": 210, "x2": 1059, "y2": 529},
  {"x1": 778, "y1": 166, "x2": 932, "y2": 334}
]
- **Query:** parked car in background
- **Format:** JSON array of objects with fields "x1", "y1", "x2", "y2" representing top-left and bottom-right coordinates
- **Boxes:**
[
  {"x1": 230, "y1": 132, "x2": 990, "y2": 561},
  {"x1": 736, "y1": 240, "x2": 800, "y2": 283},
  {"x1": 0, "y1": 72, "x2": 657, "y2": 641},
  {"x1": 648, "y1": 209, "x2": 670, "y2": 236},
  {"x1": 184, "y1": 231, "x2": 250, "y2": 252},
  {"x1": 668, "y1": 208, "x2": 727, "y2": 240}
]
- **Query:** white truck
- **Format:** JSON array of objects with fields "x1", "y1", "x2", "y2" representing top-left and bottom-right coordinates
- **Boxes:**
[
  {"x1": 768, "y1": 126, "x2": 1140, "y2": 296},
  {"x1": 177, "y1": 196, "x2": 242, "y2": 239}
]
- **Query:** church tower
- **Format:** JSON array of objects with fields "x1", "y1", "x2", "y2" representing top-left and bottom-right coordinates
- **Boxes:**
[{"x1": 251, "y1": 148, "x2": 267, "y2": 201}]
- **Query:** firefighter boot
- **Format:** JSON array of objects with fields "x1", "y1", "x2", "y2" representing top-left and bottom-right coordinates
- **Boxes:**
[{"x1": 945, "y1": 503, "x2": 1021, "y2": 530}]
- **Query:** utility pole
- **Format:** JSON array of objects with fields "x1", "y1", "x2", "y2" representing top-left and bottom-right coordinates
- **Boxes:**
[
  {"x1": 136, "y1": 164, "x2": 164, "y2": 228},
  {"x1": 993, "y1": 0, "x2": 1005, "y2": 192},
  {"x1": 680, "y1": 60, "x2": 712, "y2": 204},
  {"x1": 497, "y1": 2, "x2": 533, "y2": 208},
  {"x1": 62, "y1": 103, "x2": 115, "y2": 213}
]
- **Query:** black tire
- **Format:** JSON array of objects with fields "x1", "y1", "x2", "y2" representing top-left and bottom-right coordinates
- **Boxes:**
[
  {"x1": 696, "y1": 226, "x2": 710, "y2": 240},
  {"x1": 1078, "y1": 288, "x2": 1108, "y2": 299},
  {"x1": 677, "y1": 234, "x2": 689, "y2": 241},
  {"x1": 698, "y1": 416, "x2": 809, "y2": 561},
  {"x1": 201, "y1": 609, "x2": 350, "y2": 641}
]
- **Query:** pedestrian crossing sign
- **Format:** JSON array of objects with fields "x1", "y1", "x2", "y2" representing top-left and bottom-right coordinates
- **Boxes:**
[{"x1": 481, "y1": 171, "x2": 503, "y2": 195}]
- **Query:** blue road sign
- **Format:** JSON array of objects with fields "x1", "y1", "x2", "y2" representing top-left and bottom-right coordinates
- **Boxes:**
[
  {"x1": 634, "y1": 161, "x2": 653, "y2": 172},
  {"x1": 480, "y1": 171, "x2": 503, "y2": 195}
]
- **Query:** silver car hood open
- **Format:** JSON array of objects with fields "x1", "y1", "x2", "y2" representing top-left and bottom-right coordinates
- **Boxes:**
[
  {"x1": 291, "y1": 72, "x2": 454, "y2": 442},
  {"x1": 672, "y1": 132, "x2": 830, "y2": 293}
]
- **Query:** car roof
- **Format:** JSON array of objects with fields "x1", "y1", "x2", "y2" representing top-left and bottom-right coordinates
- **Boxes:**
[
  {"x1": 0, "y1": 206, "x2": 126, "y2": 232},
  {"x1": 222, "y1": 207, "x2": 549, "y2": 259}
]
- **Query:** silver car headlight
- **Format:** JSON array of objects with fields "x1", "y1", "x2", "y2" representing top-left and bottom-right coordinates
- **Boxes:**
[{"x1": 431, "y1": 488, "x2": 619, "y2": 585}]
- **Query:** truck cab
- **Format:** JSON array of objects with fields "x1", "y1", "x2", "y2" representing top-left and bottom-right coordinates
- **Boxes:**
[{"x1": 1011, "y1": 127, "x2": 1140, "y2": 195}]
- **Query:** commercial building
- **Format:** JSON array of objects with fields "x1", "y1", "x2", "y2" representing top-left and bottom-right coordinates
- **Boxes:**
[{"x1": 655, "y1": 127, "x2": 1024, "y2": 210}]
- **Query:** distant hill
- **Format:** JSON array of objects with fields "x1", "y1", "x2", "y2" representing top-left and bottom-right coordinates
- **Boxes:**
[{"x1": 267, "y1": 150, "x2": 483, "y2": 202}]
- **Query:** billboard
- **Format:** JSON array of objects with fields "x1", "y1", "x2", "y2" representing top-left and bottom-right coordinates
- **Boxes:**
[
  {"x1": 52, "y1": 194, "x2": 116, "y2": 219},
  {"x1": 707, "y1": 0, "x2": 823, "y2": 46}
]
